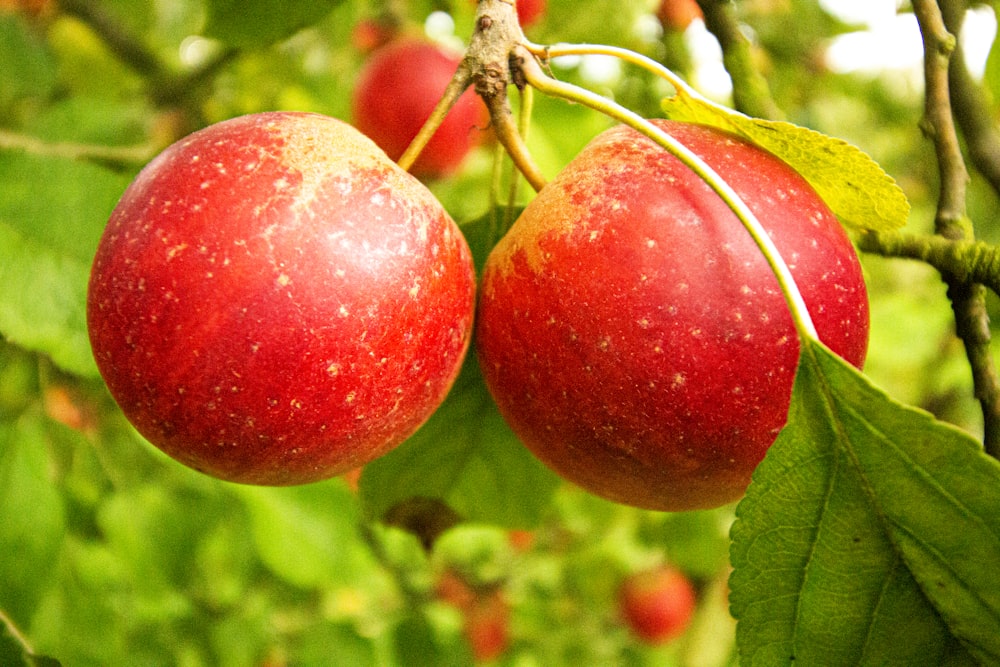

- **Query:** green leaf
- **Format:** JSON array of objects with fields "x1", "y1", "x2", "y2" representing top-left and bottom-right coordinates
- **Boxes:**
[
  {"x1": 0, "y1": 223, "x2": 96, "y2": 378},
  {"x1": 730, "y1": 340, "x2": 999, "y2": 665},
  {"x1": 203, "y1": 0, "x2": 342, "y2": 47},
  {"x1": 392, "y1": 613, "x2": 468, "y2": 667},
  {"x1": 96, "y1": 483, "x2": 224, "y2": 598},
  {"x1": 0, "y1": 152, "x2": 131, "y2": 377},
  {"x1": 360, "y1": 354, "x2": 561, "y2": 529},
  {"x1": 661, "y1": 90, "x2": 909, "y2": 232},
  {"x1": 0, "y1": 413, "x2": 67, "y2": 627},
  {"x1": 293, "y1": 623, "x2": 378, "y2": 666},
  {"x1": 0, "y1": 14, "x2": 57, "y2": 106},
  {"x1": 231, "y1": 481, "x2": 372, "y2": 589}
]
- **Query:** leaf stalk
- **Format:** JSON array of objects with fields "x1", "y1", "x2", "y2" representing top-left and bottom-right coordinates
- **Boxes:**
[{"x1": 516, "y1": 52, "x2": 820, "y2": 343}]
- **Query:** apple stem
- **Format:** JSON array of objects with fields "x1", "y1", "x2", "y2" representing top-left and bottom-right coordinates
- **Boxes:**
[
  {"x1": 486, "y1": 89, "x2": 549, "y2": 192},
  {"x1": 0, "y1": 608, "x2": 37, "y2": 659},
  {"x1": 516, "y1": 51, "x2": 821, "y2": 343},
  {"x1": 507, "y1": 84, "x2": 536, "y2": 206},
  {"x1": 523, "y1": 41, "x2": 707, "y2": 104},
  {"x1": 397, "y1": 66, "x2": 474, "y2": 174}
]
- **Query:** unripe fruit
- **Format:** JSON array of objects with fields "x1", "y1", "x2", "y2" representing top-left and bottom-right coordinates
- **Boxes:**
[
  {"x1": 351, "y1": 39, "x2": 488, "y2": 179},
  {"x1": 87, "y1": 112, "x2": 476, "y2": 485},
  {"x1": 619, "y1": 566, "x2": 696, "y2": 644},
  {"x1": 476, "y1": 120, "x2": 869, "y2": 511}
]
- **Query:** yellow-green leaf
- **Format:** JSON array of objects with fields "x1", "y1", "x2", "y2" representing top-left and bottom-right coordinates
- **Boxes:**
[{"x1": 662, "y1": 90, "x2": 909, "y2": 232}]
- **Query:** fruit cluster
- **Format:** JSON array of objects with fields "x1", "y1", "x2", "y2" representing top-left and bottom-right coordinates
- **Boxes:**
[{"x1": 87, "y1": 31, "x2": 868, "y2": 510}]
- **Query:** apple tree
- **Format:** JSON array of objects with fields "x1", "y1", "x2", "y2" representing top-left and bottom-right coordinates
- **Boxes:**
[{"x1": 1, "y1": 0, "x2": 1000, "y2": 664}]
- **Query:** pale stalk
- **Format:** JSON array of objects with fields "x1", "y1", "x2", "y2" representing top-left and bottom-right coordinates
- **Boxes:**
[
  {"x1": 488, "y1": 90, "x2": 548, "y2": 192},
  {"x1": 0, "y1": 608, "x2": 36, "y2": 657},
  {"x1": 525, "y1": 41, "x2": 715, "y2": 107},
  {"x1": 397, "y1": 66, "x2": 473, "y2": 173},
  {"x1": 518, "y1": 52, "x2": 820, "y2": 342},
  {"x1": 505, "y1": 84, "x2": 535, "y2": 219},
  {"x1": 487, "y1": 139, "x2": 507, "y2": 243}
]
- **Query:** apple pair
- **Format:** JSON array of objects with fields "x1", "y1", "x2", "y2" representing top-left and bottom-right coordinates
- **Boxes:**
[{"x1": 87, "y1": 111, "x2": 868, "y2": 511}]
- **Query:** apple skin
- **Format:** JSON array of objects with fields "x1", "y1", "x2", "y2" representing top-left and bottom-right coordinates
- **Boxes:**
[
  {"x1": 619, "y1": 566, "x2": 696, "y2": 644},
  {"x1": 476, "y1": 120, "x2": 869, "y2": 511},
  {"x1": 514, "y1": 0, "x2": 547, "y2": 27},
  {"x1": 352, "y1": 39, "x2": 488, "y2": 179},
  {"x1": 87, "y1": 111, "x2": 476, "y2": 485}
]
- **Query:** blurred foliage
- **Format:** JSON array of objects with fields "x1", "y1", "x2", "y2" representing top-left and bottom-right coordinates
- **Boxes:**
[{"x1": 2, "y1": 0, "x2": 1000, "y2": 664}]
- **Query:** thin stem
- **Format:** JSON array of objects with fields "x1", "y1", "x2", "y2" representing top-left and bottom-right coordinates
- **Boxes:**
[
  {"x1": 506, "y1": 83, "x2": 534, "y2": 209},
  {"x1": 525, "y1": 41, "x2": 699, "y2": 102},
  {"x1": 487, "y1": 85, "x2": 548, "y2": 192},
  {"x1": 0, "y1": 129, "x2": 156, "y2": 167},
  {"x1": 517, "y1": 51, "x2": 819, "y2": 343},
  {"x1": 397, "y1": 67, "x2": 473, "y2": 173},
  {"x1": 486, "y1": 137, "x2": 507, "y2": 246},
  {"x1": 0, "y1": 608, "x2": 35, "y2": 657},
  {"x1": 913, "y1": 0, "x2": 1000, "y2": 456}
]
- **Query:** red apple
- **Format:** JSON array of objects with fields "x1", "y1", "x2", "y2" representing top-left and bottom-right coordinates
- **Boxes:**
[
  {"x1": 657, "y1": 0, "x2": 703, "y2": 32},
  {"x1": 464, "y1": 591, "x2": 510, "y2": 661},
  {"x1": 476, "y1": 120, "x2": 869, "y2": 511},
  {"x1": 514, "y1": 0, "x2": 547, "y2": 28},
  {"x1": 352, "y1": 39, "x2": 488, "y2": 179},
  {"x1": 619, "y1": 566, "x2": 696, "y2": 644},
  {"x1": 87, "y1": 111, "x2": 476, "y2": 485}
]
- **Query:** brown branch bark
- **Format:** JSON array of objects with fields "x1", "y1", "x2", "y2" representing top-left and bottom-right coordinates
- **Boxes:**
[
  {"x1": 938, "y1": 0, "x2": 1000, "y2": 198},
  {"x1": 912, "y1": 0, "x2": 1000, "y2": 457}
]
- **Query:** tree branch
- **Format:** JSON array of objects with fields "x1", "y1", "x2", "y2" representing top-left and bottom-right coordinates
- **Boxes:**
[
  {"x1": 912, "y1": 0, "x2": 1000, "y2": 457},
  {"x1": 857, "y1": 231, "x2": 1000, "y2": 295},
  {"x1": 56, "y1": 0, "x2": 238, "y2": 113},
  {"x1": 695, "y1": 0, "x2": 783, "y2": 120},
  {"x1": 57, "y1": 0, "x2": 166, "y2": 79},
  {"x1": 0, "y1": 129, "x2": 156, "y2": 167},
  {"x1": 939, "y1": 0, "x2": 1000, "y2": 199}
]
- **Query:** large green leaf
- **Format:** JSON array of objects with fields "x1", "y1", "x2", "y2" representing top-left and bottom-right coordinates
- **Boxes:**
[
  {"x1": 360, "y1": 354, "x2": 561, "y2": 530},
  {"x1": 0, "y1": 14, "x2": 57, "y2": 107},
  {"x1": 0, "y1": 152, "x2": 130, "y2": 378},
  {"x1": 230, "y1": 481, "x2": 373, "y2": 590},
  {"x1": 203, "y1": 0, "x2": 342, "y2": 47},
  {"x1": 0, "y1": 413, "x2": 67, "y2": 628},
  {"x1": 730, "y1": 340, "x2": 1000, "y2": 665},
  {"x1": 661, "y1": 90, "x2": 909, "y2": 232}
]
